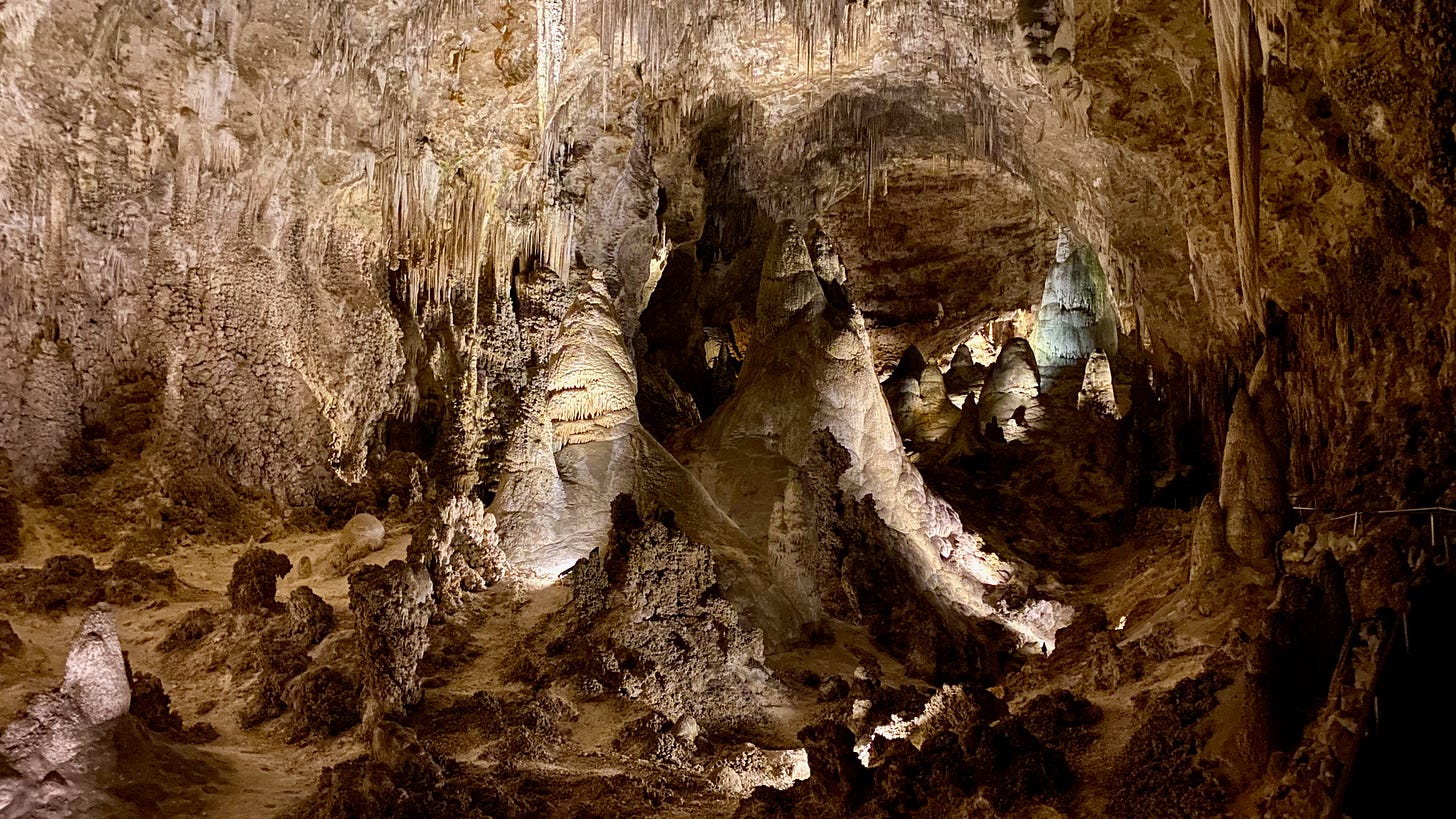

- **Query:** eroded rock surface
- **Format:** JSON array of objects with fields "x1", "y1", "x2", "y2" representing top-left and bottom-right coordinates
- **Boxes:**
[{"x1": 349, "y1": 560, "x2": 435, "y2": 724}]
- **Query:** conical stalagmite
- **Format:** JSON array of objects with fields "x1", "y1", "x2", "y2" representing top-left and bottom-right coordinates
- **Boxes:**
[
  {"x1": 1219, "y1": 390, "x2": 1287, "y2": 574},
  {"x1": 943, "y1": 390, "x2": 989, "y2": 461},
  {"x1": 915, "y1": 361, "x2": 960, "y2": 443},
  {"x1": 978, "y1": 338, "x2": 1041, "y2": 440},
  {"x1": 1077, "y1": 350, "x2": 1118, "y2": 417},
  {"x1": 1188, "y1": 494, "x2": 1235, "y2": 615},
  {"x1": 943, "y1": 343, "x2": 985, "y2": 397},
  {"x1": 1029, "y1": 229, "x2": 1118, "y2": 385}
]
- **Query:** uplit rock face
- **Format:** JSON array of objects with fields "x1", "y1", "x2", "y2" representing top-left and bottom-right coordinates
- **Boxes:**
[
  {"x1": 1, "y1": 607, "x2": 128, "y2": 777},
  {"x1": 1029, "y1": 230, "x2": 1118, "y2": 382}
]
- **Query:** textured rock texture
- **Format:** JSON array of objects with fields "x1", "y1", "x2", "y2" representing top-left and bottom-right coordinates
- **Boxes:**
[
  {"x1": 349, "y1": 560, "x2": 435, "y2": 724},
  {"x1": 227, "y1": 546, "x2": 292, "y2": 613},
  {"x1": 0, "y1": 1, "x2": 1452, "y2": 815}
]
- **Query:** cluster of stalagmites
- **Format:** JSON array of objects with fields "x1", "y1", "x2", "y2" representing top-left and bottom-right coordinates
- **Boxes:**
[
  {"x1": 149, "y1": 538, "x2": 437, "y2": 746},
  {"x1": 736, "y1": 673, "x2": 1081, "y2": 817},
  {"x1": 886, "y1": 333, "x2": 1121, "y2": 453}
]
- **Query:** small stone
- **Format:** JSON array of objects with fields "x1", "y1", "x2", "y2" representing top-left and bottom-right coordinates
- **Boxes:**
[{"x1": 672, "y1": 714, "x2": 699, "y2": 746}]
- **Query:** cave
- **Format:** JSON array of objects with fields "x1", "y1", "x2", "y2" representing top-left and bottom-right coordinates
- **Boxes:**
[{"x1": 2, "y1": 1, "x2": 1454, "y2": 817}]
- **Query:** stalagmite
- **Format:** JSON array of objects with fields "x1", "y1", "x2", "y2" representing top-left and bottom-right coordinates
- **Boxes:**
[
  {"x1": 349, "y1": 561, "x2": 435, "y2": 725},
  {"x1": 1, "y1": 607, "x2": 129, "y2": 775},
  {"x1": 915, "y1": 361, "x2": 961, "y2": 443},
  {"x1": 1030, "y1": 229, "x2": 1118, "y2": 384},
  {"x1": 943, "y1": 343, "x2": 986, "y2": 397},
  {"x1": 942, "y1": 390, "x2": 989, "y2": 462},
  {"x1": 1188, "y1": 495, "x2": 1233, "y2": 615},
  {"x1": 1219, "y1": 390, "x2": 1286, "y2": 574},
  {"x1": 882, "y1": 346, "x2": 958, "y2": 446},
  {"x1": 545, "y1": 274, "x2": 640, "y2": 450},
  {"x1": 687, "y1": 221, "x2": 1068, "y2": 651},
  {"x1": 978, "y1": 338, "x2": 1041, "y2": 440},
  {"x1": 1077, "y1": 350, "x2": 1118, "y2": 417}
]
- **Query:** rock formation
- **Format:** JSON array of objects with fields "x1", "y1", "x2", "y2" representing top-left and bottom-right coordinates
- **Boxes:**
[
  {"x1": 882, "y1": 346, "x2": 959, "y2": 446},
  {"x1": 1219, "y1": 391, "x2": 1287, "y2": 574},
  {"x1": 1029, "y1": 229, "x2": 1119, "y2": 384},
  {"x1": 687, "y1": 221, "x2": 1067, "y2": 650},
  {"x1": 0, "y1": 0, "x2": 1452, "y2": 814},
  {"x1": 227, "y1": 547, "x2": 293, "y2": 613},
  {"x1": 978, "y1": 338, "x2": 1042, "y2": 441},
  {"x1": 943, "y1": 344, "x2": 986, "y2": 397},
  {"x1": 349, "y1": 560, "x2": 435, "y2": 724},
  {"x1": 557, "y1": 495, "x2": 773, "y2": 732},
  {"x1": 1077, "y1": 350, "x2": 1118, "y2": 417},
  {"x1": 329, "y1": 513, "x2": 386, "y2": 575}
]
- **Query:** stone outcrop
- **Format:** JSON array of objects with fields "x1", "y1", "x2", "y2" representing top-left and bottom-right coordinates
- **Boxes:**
[
  {"x1": 1219, "y1": 391, "x2": 1287, "y2": 574},
  {"x1": 328, "y1": 513, "x2": 386, "y2": 576},
  {"x1": 560, "y1": 496, "x2": 773, "y2": 732},
  {"x1": 349, "y1": 560, "x2": 435, "y2": 724},
  {"x1": 285, "y1": 586, "x2": 336, "y2": 647},
  {"x1": 226, "y1": 546, "x2": 293, "y2": 613},
  {"x1": 410, "y1": 492, "x2": 504, "y2": 609},
  {"x1": 1, "y1": 607, "x2": 129, "y2": 779}
]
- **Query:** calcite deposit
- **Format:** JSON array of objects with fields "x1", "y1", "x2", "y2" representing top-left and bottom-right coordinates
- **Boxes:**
[{"x1": 2, "y1": 0, "x2": 1453, "y2": 816}]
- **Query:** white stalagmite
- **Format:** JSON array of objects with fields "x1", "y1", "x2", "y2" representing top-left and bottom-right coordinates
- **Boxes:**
[
  {"x1": 499, "y1": 271, "x2": 813, "y2": 644},
  {"x1": 687, "y1": 222, "x2": 1070, "y2": 650},
  {"x1": 1077, "y1": 350, "x2": 1118, "y2": 417}
]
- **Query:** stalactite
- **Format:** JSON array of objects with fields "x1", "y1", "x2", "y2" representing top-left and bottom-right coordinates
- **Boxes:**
[
  {"x1": 1209, "y1": 0, "x2": 1264, "y2": 326},
  {"x1": 538, "y1": 0, "x2": 569, "y2": 138},
  {"x1": 595, "y1": 0, "x2": 873, "y2": 84}
]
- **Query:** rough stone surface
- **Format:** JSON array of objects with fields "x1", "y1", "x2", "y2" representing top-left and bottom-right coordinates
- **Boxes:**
[
  {"x1": 1188, "y1": 494, "x2": 1233, "y2": 616},
  {"x1": 286, "y1": 586, "x2": 336, "y2": 648},
  {"x1": 283, "y1": 666, "x2": 362, "y2": 741},
  {"x1": 349, "y1": 560, "x2": 435, "y2": 724},
  {"x1": 560, "y1": 496, "x2": 772, "y2": 733},
  {"x1": 1219, "y1": 391, "x2": 1286, "y2": 573},
  {"x1": 227, "y1": 546, "x2": 293, "y2": 613},
  {"x1": 2, "y1": 607, "x2": 130, "y2": 778}
]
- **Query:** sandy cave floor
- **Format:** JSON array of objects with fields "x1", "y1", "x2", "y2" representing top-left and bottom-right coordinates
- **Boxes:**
[{"x1": 0, "y1": 411, "x2": 1244, "y2": 818}]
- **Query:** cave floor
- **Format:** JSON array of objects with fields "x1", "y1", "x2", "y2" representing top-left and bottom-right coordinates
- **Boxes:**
[{"x1": 1, "y1": 413, "x2": 1264, "y2": 817}]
